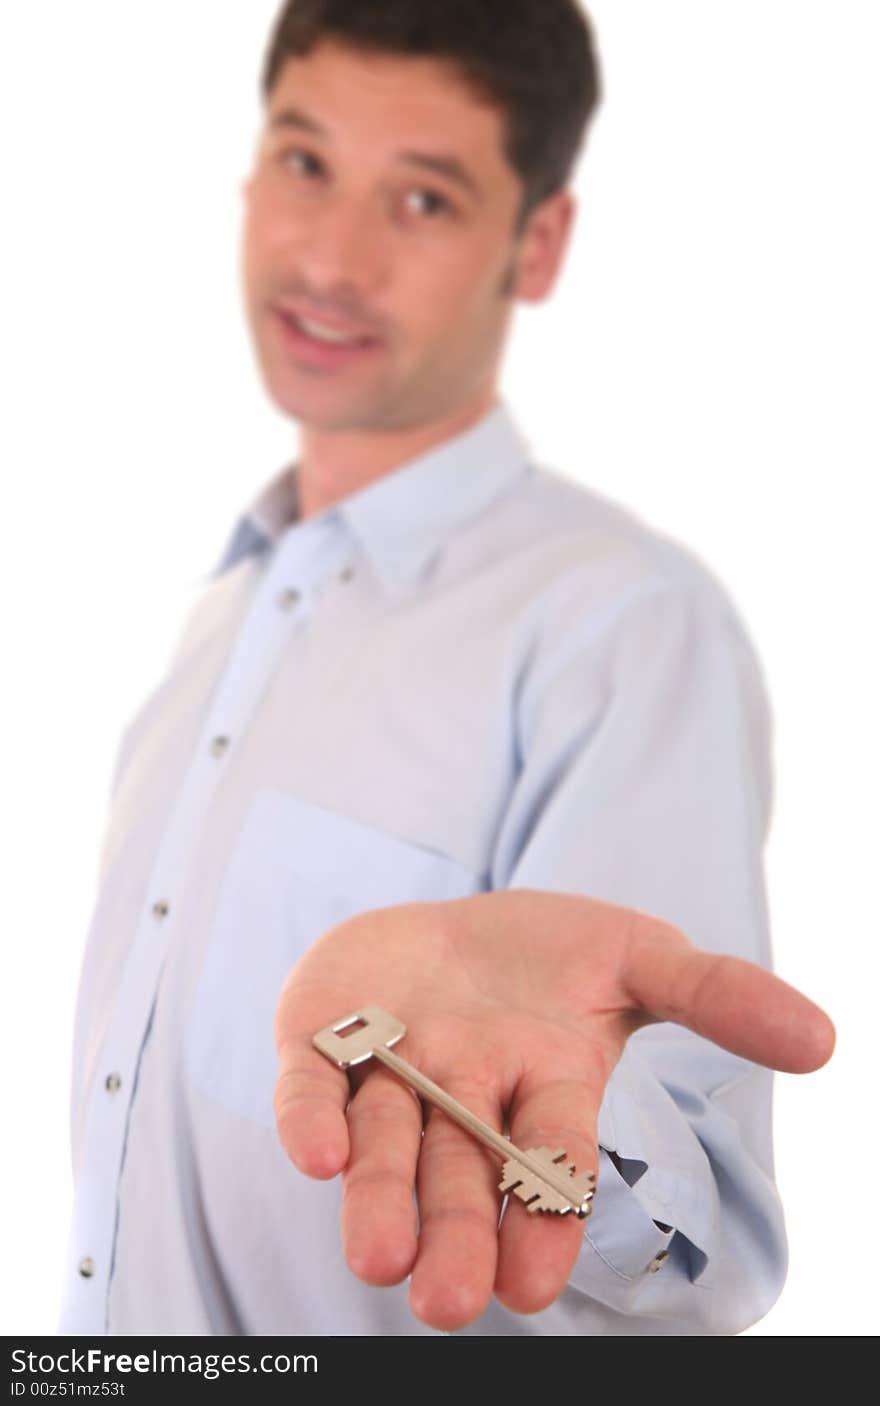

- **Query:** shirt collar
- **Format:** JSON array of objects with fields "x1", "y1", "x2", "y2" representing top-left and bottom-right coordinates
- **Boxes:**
[{"x1": 212, "y1": 397, "x2": 533, "y2": 595}]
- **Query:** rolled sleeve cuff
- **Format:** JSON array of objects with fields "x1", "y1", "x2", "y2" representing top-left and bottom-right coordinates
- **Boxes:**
[
  {"x1": 567, "y1": 1040, "x2": 724, "y2": 1306},
  {"x1": 571, "y1": 1147, "x2": 676, "y2": 1294}
]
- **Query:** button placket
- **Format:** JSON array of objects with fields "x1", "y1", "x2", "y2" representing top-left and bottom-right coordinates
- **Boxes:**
[{"x1": 61, "y1": 517, "x2": 346, "y2": 1333}]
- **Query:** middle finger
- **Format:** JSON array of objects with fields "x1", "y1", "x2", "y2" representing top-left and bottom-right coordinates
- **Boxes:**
[{"x1": 409, "y1": 1076, "x2": 505, "y2": 1331}]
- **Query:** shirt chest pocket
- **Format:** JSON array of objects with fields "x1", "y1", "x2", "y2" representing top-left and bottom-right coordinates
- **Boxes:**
[{"x1": 182, "y1": 786, "x2": 480, "y2": 1129}]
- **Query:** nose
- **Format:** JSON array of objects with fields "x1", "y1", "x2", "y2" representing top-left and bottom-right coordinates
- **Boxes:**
[{"x1": 292, "y1": 190, "x2": 390, "y2": 306}]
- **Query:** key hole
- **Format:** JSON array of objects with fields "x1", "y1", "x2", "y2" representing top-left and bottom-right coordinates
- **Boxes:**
[{"x1": 335, "y1": 1017, "x2": 368, "y2": 1039}]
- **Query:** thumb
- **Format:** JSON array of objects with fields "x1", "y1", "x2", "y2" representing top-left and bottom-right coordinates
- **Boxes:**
[{"x1": 624, "y1": 919, "x2": 836, "y2": 1074}]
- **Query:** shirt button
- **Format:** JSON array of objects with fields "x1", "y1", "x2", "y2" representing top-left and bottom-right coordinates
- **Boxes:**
[
  {"x1": 78, "y1": 1257, "x2": 96, "y2": 1279},
  {"x1": 647, "y1": 1251, "x2": 670, "y2": 1273},
  {"x1": 338, "y1": 565, "x2": 355, "y2": 583},
  {"x1": 277, "y1": 587, "x2": 301, "y2": 610},
  {"x1": 105, "y1": 1072, "x2": 122, "y2": 1093},
  {"x1": 152, "y1": 899, "x2": 170, "y2": 919},
  {"x1": 210, "y1": 735, "x2": 230, "y2": 757}
]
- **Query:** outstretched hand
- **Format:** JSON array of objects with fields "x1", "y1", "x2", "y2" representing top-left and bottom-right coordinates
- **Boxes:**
[{"x1": 273, "y1": 890, "x2": 834, "y2": 1331}]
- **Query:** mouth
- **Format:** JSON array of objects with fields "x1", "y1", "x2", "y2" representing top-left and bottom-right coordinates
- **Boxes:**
[{"x1": 272, "y1": 306, "x2": 385, "y2": 369}]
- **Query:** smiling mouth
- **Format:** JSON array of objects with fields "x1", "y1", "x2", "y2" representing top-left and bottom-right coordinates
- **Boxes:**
[
  {"x1": 277, "y1": 306, "x2": 380, "y2": 346},
  {"x1": 272, "y1": 307, "x2": 386, "y2": 368},
  {"x1": 292, "y1": 311, "x2": 374, "y2": 345}
]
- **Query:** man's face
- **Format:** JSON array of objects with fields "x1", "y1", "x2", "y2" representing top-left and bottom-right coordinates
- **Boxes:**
[{"x1": 240, "y1": 38, "x2": 559, "y2": 433}]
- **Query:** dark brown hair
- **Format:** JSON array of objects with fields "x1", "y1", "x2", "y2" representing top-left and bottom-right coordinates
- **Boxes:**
[{"x1": 260, "y1": 0, "x2": 602, "y2": 231}]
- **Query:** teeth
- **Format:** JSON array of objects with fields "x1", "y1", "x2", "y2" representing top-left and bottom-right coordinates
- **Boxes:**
[{"x1": 295, "y1": 314, "x2": 363, "y2": 345}]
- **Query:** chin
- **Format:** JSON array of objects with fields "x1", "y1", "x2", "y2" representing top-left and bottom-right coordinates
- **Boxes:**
[{"x1": 266, "y1": 387, "x2": 379, "y2": 433}]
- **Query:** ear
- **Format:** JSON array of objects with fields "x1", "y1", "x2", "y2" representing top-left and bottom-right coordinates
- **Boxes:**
[{"x1": 512, "y1": 189, "x2": 577, "y2": 303}]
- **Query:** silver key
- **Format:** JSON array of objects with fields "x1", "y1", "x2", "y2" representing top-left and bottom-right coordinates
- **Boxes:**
[{"x1": 313, "y1": 1005, "x2": 596, "y2": 1219}]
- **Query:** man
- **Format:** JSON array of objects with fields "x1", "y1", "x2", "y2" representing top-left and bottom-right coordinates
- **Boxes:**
[{"x1": 61, "y1": 0, "x2": 834, "y2": 1338}]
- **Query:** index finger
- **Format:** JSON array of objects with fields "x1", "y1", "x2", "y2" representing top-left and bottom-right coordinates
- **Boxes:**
[{"x1": 494, "y1": 1054, "x2": 605, "y2": 1314}]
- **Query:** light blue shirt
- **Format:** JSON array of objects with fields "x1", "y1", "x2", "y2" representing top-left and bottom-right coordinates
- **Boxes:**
[{"x1": 60, "y1": 399, "x2": 786, "y2": 1336}]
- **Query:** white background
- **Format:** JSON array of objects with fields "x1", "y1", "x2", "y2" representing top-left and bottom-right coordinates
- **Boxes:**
[{"x1": 1, "y1": 1, "x2": 876, "y2": 1336}]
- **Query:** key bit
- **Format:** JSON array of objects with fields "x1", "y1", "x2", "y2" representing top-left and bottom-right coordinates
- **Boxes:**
[
  {"x1": 500, "y1": 1147, "x2": 597, "y2": 1215},
  {"x1": 313, "y1": 1005, "x2": 596, "y2": 1219}
]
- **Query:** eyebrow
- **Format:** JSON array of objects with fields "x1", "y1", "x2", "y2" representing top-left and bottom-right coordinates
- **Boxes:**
[
  {"x1": 397, "y1": 150, "x2": 484, "y2": 203},
  {"x1": 268, "y1": 104, "x2": 485, "y2": 202},
  {"x1": 269, "y1": 106, "x2": 326, "y2": 137}
]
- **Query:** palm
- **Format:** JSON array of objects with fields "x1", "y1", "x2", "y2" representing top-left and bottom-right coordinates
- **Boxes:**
[{"x1": 273, "y1": 890, "x2": 834, "y2": 1331}]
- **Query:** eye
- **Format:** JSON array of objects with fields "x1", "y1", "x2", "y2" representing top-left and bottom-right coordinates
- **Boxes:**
[
  {"x1": 279, "y1": 147, "x2": 325, "y2": 179},
  {"x1": 403, "y1": 187, "x2": 454, "y2": 219}
]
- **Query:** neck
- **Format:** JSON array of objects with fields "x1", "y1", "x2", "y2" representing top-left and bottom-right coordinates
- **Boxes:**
[{"x1": 295, "y1": 384, "x2": 499, "y2": 520}]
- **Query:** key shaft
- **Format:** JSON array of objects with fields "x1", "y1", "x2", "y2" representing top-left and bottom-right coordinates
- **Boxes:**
[{"x1": 372, "y1": 1045, "x2": 591, "y2": 1217}]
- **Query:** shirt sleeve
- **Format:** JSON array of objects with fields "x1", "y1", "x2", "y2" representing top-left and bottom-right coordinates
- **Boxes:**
[{"x1": 490, "y1": 566, "x2": 787, "y2": 1334}]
